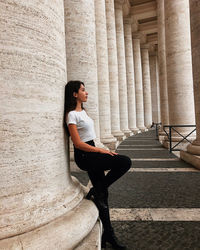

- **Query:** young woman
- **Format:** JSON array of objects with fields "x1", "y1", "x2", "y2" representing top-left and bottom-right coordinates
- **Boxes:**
[{"x1": 64, "y1": 80, "x2": 131, "y2": 250}]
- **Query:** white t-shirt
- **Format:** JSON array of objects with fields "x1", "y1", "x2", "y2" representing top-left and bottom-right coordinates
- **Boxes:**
[{"x1": 66, "y1": 110, "x2": 96, "y2": 142}]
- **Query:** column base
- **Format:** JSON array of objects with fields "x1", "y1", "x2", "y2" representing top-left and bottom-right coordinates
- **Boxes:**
[
  {"x1": 158, "y1": 134, "x2": 165, "y2": 144},
  {"x1": 122, "y1": 129, "x2": 133, "y2": 137},
  {"x1": 94, "y1": 138, "x2": 109, "y2": 150},
  {"x1": 130, "y1": 127, "x2": 140, "y2": 134},
  {"x1": 115, "y1": 134, "x2": 126, "y2": 142},
  {"x1": 145, "y1": 124, "x2": 153, "y2": 129},
  {"x1": 162, "y1": 136, "x2": 196, "y2": 158},
  {"x1": 0, "y1": 198, "x2": 99, "y2": 250},
  {"x1": 101, "y1": 136, "x2": 118, "y2": 150},
  {"x1": 187, "y1": 142, "x2": 200, "y2": 155},
  {"x1": 112, "y1": 130, "x2": 126, "y2": 142},
  {"x1": 180, "y1": 151, "x2": 200, "y2": 170},
  {"x1": 103, "y1": 140, "x2": 119, "y2": 150},
  {"x1": 162, "y1": 136, "x2": 196, "y2": 150},
  {"x1": 138, "y1": 127, "x2": 148, "y2": 132},
  {"x1": 75, "y1": 219, "x2": 102, "y2": 250}
]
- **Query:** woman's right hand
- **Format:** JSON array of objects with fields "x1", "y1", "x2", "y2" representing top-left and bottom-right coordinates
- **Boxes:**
[{"x1": 97, "y1": 148, "x2": 118, "y2": 156}]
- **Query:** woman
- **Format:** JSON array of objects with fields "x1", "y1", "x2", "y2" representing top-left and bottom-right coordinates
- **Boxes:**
[{"x1": 64, "y1": 80, "x2": 131, "y2": 250}]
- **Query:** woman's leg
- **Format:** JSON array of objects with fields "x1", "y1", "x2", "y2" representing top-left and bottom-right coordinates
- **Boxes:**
[
  {"x1": 104, "y1": 154, "x2": 131, "y2": 188},
  {"x1": 87, "y1": 168, "x2": 126, "y2": 249},
  {"x1": 85, "y1": 154, "x2": 129, "y2": 249},
  {"x1": 87, "y1": 169, "x2": 112, "y2": 230}
]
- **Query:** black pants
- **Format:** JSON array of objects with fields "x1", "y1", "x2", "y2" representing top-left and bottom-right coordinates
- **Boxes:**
[{"x1": 74, "y1": 140, "x2": 131, "y2": 190}]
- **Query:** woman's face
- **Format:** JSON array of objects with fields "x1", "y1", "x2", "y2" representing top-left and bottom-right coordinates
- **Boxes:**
[{"x1": 74, "y1": 84, "x2": 88, "y2": 103}]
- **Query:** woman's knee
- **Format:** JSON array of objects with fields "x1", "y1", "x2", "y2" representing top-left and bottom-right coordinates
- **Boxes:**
[{"x1": 117, "y1": 155, "x2": 131, "y2": 171}]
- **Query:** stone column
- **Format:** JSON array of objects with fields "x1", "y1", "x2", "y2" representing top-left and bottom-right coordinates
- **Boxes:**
[
  {"x1": 0, "y1": 0, "x2": 98, "y2": 248},
  {"x1": 94, "y1": 0, "x2": 117, "y2": 149},
  {"x1": 165, "y1": 0, "x2": 195, "y2": 137},
  {"x1": 181, "y1": 0, "x2": 200, "y2": 169},
  {"x1": 149, "y1": 52, "x2": 161, "y2": 124},
  {"x1": 64, "y1": 0, "x2": 102, "y2": 146},
  {"x1": 132, "y1": 33, "x2": 146, "y2": 131},
  {"x1": 141, "y1": 44, "x2": 153, "y2": 128},
  {"x1": 124, "y1": 17, "x2": 139, "y2": 134},
  {"x1": 157, "y1": 0, "x2": 169, "y2": 134},
  {"x1": 156, "y1": 54, "x2": 161, "y2": 123},
  {"x1": 115, "y1": 0, "x2": 132, "y2": 137},
  {"x1": 105, "y1": 0, "x2": 125, "y2": 142}
]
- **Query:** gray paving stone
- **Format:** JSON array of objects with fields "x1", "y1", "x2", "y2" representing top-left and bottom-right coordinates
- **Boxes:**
[
  {"x1": 130, "y1": 160, "x2": 194, "y2": 168},
  {"x1": 116, "y1": 149, "x2": 177, "y2": 159},
  {"x1": 108, "y1": 172, "x2": 200, "y2": 208},
  {"x1": 105, "y1": 221, "x2": 200, "y2": 250},
  {"x1": 120, "y1": 140, "x2": 161, "y2": 146}
]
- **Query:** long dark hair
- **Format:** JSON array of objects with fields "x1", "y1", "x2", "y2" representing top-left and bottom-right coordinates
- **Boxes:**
[{"x1": 63, "y1": 80, "x2": 85, "y2": 133}]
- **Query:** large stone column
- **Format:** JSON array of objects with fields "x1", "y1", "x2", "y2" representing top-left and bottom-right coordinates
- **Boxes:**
[
  {"x1": 157, "y1": 0, "x2": 169, "y2": 133},
  {"x1": 94, "y1": 0, "x2": 117, "y2": 149},
  {"x1": 156, "y1": 54, "x2": 161, "y2": 123},
  {"x1": 64, "y1": 0, "x2": 101, "y2": 145},
  {"x1": 124, "y1": 17, "x2": 139, "y2": 134},
  {"x1": 165, "y1": 0, "x2": 195, "y2": 136},
  {"x1": 0, "y1": 0, "x2": 98, "y2": 248},
  {"x1": 181, "y1": 0, "x2": 200, "y2": 169},
  {"x1": 149, "y1": 52, "x2": 161, "y2": 123},
  {"x1": 132, "y1": 33, "x2": 146, "y2": 131},
  {"x1": 105, "y1": 0, "x2": 125, "y2": 142},
  {"x1": 141, "y1": 44, "x2": 153, "y2": 128},
  {"x1": 115, "y1": 0, "x2": 132, "y2": 137}
]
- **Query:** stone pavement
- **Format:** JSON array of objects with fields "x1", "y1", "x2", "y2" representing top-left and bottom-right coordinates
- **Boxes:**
[{"x1": 71, "y1": 129, "x2": 200, "y2": 250}]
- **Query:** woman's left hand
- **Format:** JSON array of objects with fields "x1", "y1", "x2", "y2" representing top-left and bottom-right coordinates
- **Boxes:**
[{"x1": 97, "y1": 148, "x2": 118, "y2": 156}]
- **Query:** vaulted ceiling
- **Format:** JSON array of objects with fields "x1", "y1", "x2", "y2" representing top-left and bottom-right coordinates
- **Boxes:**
[{"x1": 128, "y1": 0, "x2": 158, "y2": 46}]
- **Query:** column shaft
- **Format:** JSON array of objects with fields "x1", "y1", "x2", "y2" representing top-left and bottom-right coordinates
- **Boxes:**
[
  {"x1": 115, "y1": 0, "x2": 132, "y2": 136},
  {"x1": 141, "y1": 45, "x2": 152, "y2": 128},
  {"x1": 65, "y1": 0, "x2": 100, "y2": 139},
  {"x1": 105, "y1": 0, "x2": 125, "y2": 140},
  {"x1": 150, "y1": 53, "x2": 161, "y2": 123},
  {"x1": 0, "y1": 1, "x2": 98, "y2": 247},
  {"x1": 165, "y1": 0, "x2": 195, "y2": 134},
  {"x1": 124, "y1": 17, "x2": 138, "y2": 133},
  {"x1": 132, "y1": 35, "x2": 145, "y2": 131},
  {"x1": 95, "y1": 0, "x2": 117, "y2": 148},
  {"x1": 157, "y1": 0, "x2": 169, "y2": 130},
  {"x1": 184, "y1": 0, "x2": 200, "y2": 156}
]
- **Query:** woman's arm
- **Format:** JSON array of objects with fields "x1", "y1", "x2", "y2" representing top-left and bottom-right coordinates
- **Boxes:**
[{"x1": 68, "y1": 124, "x2": 117, "y2": 156}]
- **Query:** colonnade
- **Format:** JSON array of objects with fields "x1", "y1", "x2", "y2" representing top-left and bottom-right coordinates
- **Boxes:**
[
  {"x1": 156, "y1": 0, "x2": 200, "y2": 169},
  {"x1": 180, "y1": 0, "x2": 200, "y2": 168},
  {"x1": 1, "y1": 0, "x2": 200, "y2": 249},
  {"x1": 65, "y1": 0, "x2": 159, "y2": 149}
]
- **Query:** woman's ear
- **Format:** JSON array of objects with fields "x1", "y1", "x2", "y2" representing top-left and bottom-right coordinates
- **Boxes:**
[{"x1": 73, "y1": 92, "x2": 77, "y2": 98}]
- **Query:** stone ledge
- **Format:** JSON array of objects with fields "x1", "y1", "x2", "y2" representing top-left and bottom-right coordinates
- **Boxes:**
[
  {"x1": 0, "y1": 199, "x2": 99, "y2": 250},
  {"x1": 180, "y1": 151, "x2": 200, "y2": 170}
]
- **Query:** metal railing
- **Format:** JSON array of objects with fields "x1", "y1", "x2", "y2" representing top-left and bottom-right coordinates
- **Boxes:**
[{"x1": 163, "y1": 125, "x2": 196, "y2": 152}]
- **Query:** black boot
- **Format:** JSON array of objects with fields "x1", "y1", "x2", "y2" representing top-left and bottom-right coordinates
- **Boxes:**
[
  {"x1": 85, "y1": 179, "x2": 126, "y2": 249},
  {"x1": 85, "y1": 187, "x2": 95, "y2": 200},
  {"x1": 101, "y1": 228, "x2": 127, "y2": 250},
  {"x1": 86, "y1": 186, "x2": 108, "y2": 207}
]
